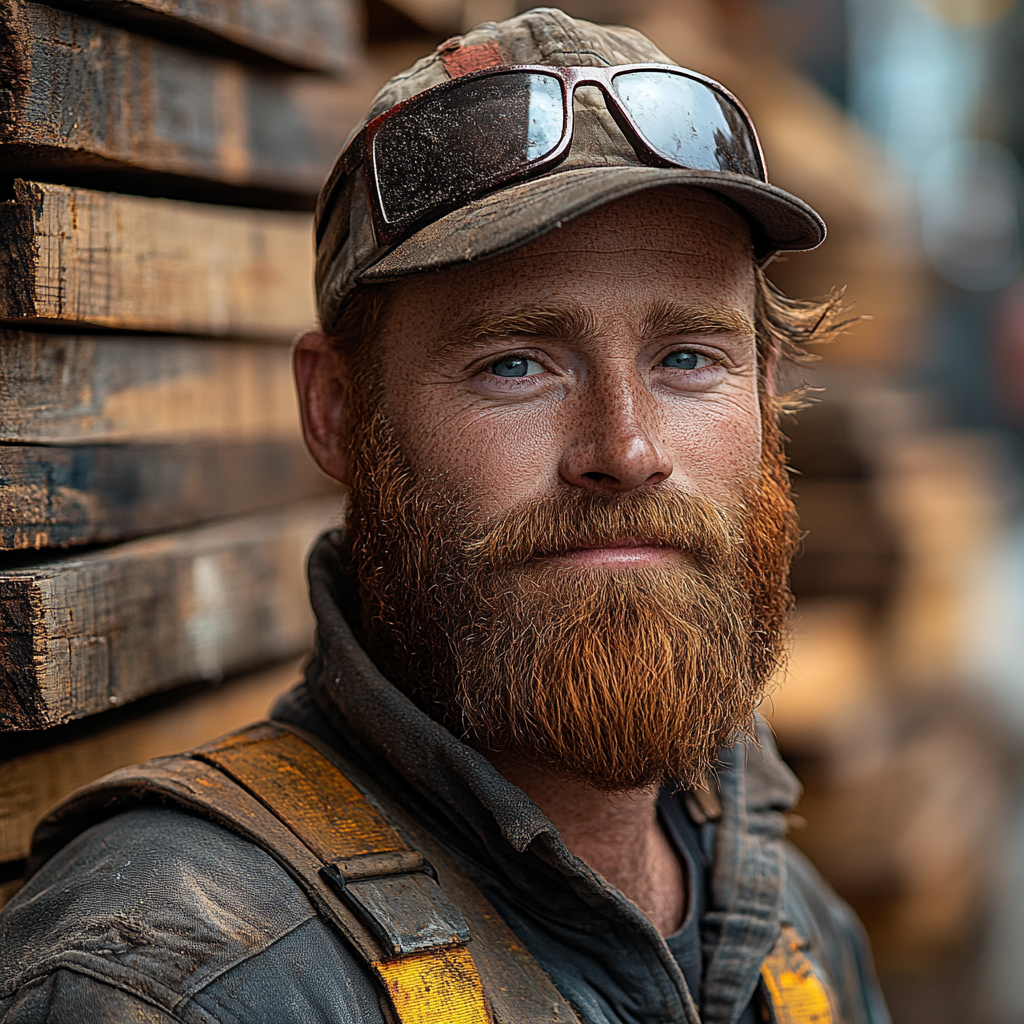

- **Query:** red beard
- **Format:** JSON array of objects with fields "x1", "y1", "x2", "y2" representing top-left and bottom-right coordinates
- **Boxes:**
[{"x1": 344, "y1": 391, "x2": 798, "y2": 792}]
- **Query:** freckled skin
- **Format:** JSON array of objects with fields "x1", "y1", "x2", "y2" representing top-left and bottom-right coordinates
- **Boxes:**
[
  {"x1": 295, "y1": 186, "x2": 762, "y2": 937},
  {"x1": 299, "y1": 187, "x2": 761, "y2": 509}
]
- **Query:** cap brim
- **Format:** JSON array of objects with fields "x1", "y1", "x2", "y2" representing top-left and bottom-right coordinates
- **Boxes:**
[{"x1": 358, "y1": 165, "x2": 825, "y2": 283}]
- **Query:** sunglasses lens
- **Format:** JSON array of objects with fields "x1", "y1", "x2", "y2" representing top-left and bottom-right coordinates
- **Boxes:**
[
  {"x1": 612, "y1": 71, "x2": 760, "y2": 177},
  {"x1": 374, "y1": 72, "x2": 564, "y2": 226}
]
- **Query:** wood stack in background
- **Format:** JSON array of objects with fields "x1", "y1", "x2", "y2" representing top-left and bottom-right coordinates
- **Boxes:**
[
  {"x1": 768, "y1": 395, "x2": 1011, "y2": 1023},
  {"x1": 0, "y1": 0, "x2": 375, "y2": 906}
]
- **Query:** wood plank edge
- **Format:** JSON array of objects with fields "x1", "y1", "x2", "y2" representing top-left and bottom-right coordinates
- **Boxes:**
[
  {"x1": 0, "y1": 439, "x2": 336, "y2": 551},
  {"x1": 39, "y1": 0, "x2": 360, "y2": 75},
  {"x1": 0, "y1": 498, "x2": 337, "y2": 731},
  {"x1": 0, "y1": 150, "x2": 319, "y2": 211},
  {"x1": 0, "y1": 315, "x2": 303, "y2": 344}
]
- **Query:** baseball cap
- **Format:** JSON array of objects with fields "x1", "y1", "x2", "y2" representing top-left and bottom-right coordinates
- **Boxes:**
[{"x1": 314, "y1": 6, "x2": 826, "y2": 330}]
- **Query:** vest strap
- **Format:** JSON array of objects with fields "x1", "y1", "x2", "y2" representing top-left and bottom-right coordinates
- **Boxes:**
[
  {"x1": 192, "y1": 722, "x2": 491, "y2": 1024},
  {"x1": 760, "y1": 923, "x2": 839, "y2": 1024}
]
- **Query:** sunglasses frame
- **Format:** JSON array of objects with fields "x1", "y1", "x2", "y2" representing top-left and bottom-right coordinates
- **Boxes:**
[{"x1": 330, "y1": 63, "x2": 767, "y2": 250}]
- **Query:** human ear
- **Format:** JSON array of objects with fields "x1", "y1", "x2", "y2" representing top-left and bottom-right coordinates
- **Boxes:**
[{"x1": 293, "y1": 331, "x2": 354, "y2": 486}]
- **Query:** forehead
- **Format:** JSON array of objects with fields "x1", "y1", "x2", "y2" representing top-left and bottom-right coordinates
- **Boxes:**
[{"x1": 384, "y1": 187, "x2": 756, "y2": 333}]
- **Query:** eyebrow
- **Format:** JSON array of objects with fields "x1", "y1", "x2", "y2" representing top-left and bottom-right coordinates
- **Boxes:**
[
  {"x1": 440, "y1": 304, "x2": 598, "y2": 354},
  {"x1": 439, "y1": 299, "x2": 754, "y2": 354},
  {"x1": 641, "y1": 299, "x2": 755, "y2": 340}
]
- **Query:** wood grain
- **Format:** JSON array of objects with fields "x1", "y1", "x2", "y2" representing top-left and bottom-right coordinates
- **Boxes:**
[
  {"x1": 0, "y1": 182, "x2": 315, "y2": 337},
  {"x1": 0, "y1": 440, "x2": 335, "y2": 549},
  {"x1": 0, "y1": 331, "x2": 301, "y2": 444},
  {"x1": 0, "y1": 655, "x2": 304, "y2": 872},
  {"x1": 48, "y1": 0, "x2": 360, "y2": 75},
  {"x1": 0, "y1": 2, "x2": 361, "y2": 202},
  {"x1": 0, "y1": 497, "x2": 339, "y2": 730}
]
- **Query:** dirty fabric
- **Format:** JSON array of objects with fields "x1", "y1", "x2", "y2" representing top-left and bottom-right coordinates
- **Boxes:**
[{"x1": 0, "y1": 532, "x2": 890, "y2": 1024}]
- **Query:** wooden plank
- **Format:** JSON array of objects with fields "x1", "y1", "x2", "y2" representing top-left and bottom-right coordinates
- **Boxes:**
[
  {"x1": 48, "y1": 0, "x2": 361, "y2": 75},
  {"x1": 0, "y1": 439, "x2": 335, "y2": 550},
  {"x1": 0, "y1": 655, "x2": 303, "y2": 878},
  {"x1": 0, "y1": 497, "x2": 339, "y2": 730},
  {"x1": 385, "y1": 0, "x2": 460, "y2": 35},
  {"x1": 0, "y1": 331, "x2": 302, "y2": 445},
  {"x1": 0, "y1": 182, "x2": 315, "y2": 337},
  {"x1": 0, "y1": 2, "x2": 361, "y2": 202}
]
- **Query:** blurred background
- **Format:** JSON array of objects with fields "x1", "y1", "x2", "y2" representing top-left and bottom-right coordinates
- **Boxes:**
[{"x1": 1, "y1": 1, "x2": 1023, "y2": 1021}]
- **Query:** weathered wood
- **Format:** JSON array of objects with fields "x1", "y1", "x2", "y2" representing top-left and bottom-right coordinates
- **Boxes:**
[
  {"x1": 0, "y1": 655, "x2": 303, "y2": 873},
  {"x1": 0, "y1": 497, "x2": 339, "y2": 730},
  {"x1": 0, "y1": 2, "x2": 361, "y2": 202},
  {"x1": 48, "y1": 0, "x2": 360, "y2": 75},
  {"x1": 0, "y1": 331, "x2": 301, "y2": 444},
  {"x1": 0, "y1": 440, "x2": 335, "y2": 550},
  {"x1": 0, "y1": 182, "x2": 315, "y2": 337}
]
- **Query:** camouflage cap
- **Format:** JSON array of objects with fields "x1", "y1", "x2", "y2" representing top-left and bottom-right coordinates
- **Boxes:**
[{"x1": 314, "y1": 6, "x2": 825, "y2": 331}]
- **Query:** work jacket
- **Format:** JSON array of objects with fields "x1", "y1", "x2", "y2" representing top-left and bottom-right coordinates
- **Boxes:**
[{"x1": 0, "y1": 533, "x2": 891, "y2": 1024}]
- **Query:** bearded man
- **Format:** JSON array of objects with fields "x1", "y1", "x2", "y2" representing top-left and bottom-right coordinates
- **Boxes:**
[{"x1": 0, "y1": 9, "x2": 890, "y2": 1024}]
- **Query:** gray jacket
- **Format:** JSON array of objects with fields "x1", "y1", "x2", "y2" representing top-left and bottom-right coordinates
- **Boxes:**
[{"x1": 0, "y1": 534, "x2": 890, "y2": 1024}]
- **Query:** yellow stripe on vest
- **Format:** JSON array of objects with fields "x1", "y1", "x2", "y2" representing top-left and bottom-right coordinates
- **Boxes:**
[
  {"x1": 760, "y1": 924, "x2": 837, "y2": 1024},
  {"x1": 197, "y1": 724, "x2": 405, "y2": 862},
  {"x1": 376, "y1": 946, "x2": 491, "y2": 1024}
]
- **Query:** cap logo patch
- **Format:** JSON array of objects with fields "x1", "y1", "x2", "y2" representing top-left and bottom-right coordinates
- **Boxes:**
[{"x1": 440, "y1": 41, "x2": 505, "y2": 78}]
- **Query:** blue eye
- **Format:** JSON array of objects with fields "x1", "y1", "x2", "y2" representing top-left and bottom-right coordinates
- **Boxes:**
[
  {"x1": 490, "y1": 356, "x2": 542, "y2": 377},
  {"x1": 661, "y1": 350, "x2": 709, "y2": 370}
]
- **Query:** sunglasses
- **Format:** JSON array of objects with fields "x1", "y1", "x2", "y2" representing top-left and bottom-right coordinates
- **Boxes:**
[{"x1": 326, "y1": 63, "x2": 766, "y2": 249}]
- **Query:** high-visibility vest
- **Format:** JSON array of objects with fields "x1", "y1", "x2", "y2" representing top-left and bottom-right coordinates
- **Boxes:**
[{"x1": 29, "y1": 721, "x2": 840, "y2": 1024}]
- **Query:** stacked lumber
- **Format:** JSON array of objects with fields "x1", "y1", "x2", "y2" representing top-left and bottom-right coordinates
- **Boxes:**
[
  {"x1": 768, "y1": 393, "x2": 1010, "y2": 987},
  {"x1": 0, "y1": 0, "x2": 361, "y2": 902}
]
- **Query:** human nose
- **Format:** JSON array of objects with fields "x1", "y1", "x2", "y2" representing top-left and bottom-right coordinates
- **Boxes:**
[{"x1": 558, "y1": 371, "x2": 673, "y2": 493}]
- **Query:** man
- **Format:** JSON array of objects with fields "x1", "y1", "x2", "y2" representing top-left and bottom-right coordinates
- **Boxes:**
[{"x1": 0, "y1": 9, "x2": 889, "y2": 1024}]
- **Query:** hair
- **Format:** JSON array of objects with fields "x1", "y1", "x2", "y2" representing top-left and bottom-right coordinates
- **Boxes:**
[
  {"x1": 325, "y1": 281, "x2": 394, "y2": 357},
  {"x1": 324, "y1": 266, "x2": 849, "y2": 415},
  {"x1": 753, "y1": 267, "x2": 851, "y2": 413}
]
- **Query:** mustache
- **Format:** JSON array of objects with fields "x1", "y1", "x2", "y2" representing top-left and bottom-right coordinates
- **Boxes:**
[{"x1": 465, "y1": 487, "x2": 743, "y2": 570}]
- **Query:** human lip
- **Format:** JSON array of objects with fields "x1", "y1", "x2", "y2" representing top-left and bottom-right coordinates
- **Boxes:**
[{"x1": 545, "y1": 539, "x2": 679, "y2": 568}]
